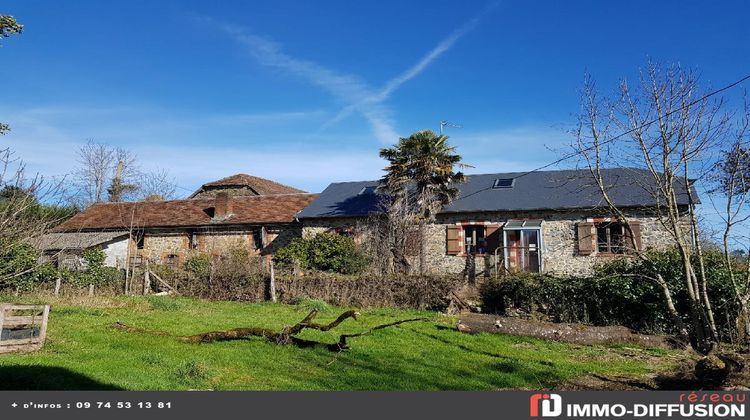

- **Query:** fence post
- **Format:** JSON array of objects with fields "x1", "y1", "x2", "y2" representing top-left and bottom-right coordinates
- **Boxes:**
[
  {"x1": 143, "y1": 259, "x2": 151, "y2": 295},
  {"x1": 269, "y1": 259, "x2": 277, "y2": 303},
  {"x1": 54, "y1": 275, "x2": 62, "y2": 297},
  {"x1": 0, "y1": 304, "x2": 5, "y2": 339},
  {"x1": 88, "y1": 284, "x2": 94, "y2": 297}
]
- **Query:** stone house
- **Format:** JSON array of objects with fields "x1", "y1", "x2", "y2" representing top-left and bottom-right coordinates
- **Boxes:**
[
  {"x1": 297, "y1": 168, "x2": 695, "y2": 277},
  {"x1": 46, "y1": 174, "x2": 317, "y2": 269}
]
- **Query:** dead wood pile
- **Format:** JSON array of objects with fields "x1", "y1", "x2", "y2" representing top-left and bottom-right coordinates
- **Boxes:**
[{"x1": 458, "y1": 312, "x2": 685, "y2": 349}]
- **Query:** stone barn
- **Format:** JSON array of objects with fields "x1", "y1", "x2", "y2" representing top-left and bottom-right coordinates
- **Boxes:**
[{"x1": 43, "y1": 174, "x2": 317, "y2": 269}]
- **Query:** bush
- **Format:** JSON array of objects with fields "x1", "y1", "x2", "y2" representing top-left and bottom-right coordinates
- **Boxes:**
[
  {"x1": 184, "y1": 253, "x2": 211, "y2": 278},
  {"x1": 179, "y1": 249, "x2": 264, "y2": 301},
  {"x1": 480, "y1": 249, "x2": 742, "y2": 341},
  {"x1": 596, "y1": 249, "x2": 741, "y2": 341},
  {"x1": 62, "y1": 248, "x2": 123, "y2": 288},
  {"x1": 480, "y1": 273, "x2": 668, "y2": 332},
  {"x1": 0, "y1": 241, "x2": 39, "y2": 290},
  {"x1": 275, "y1": 233, "x2": 369, "y2": 274}
]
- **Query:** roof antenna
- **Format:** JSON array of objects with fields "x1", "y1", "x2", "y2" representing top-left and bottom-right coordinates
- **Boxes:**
[{"x1": 439, "y1": 120, "x2": 463, "y2": 135}]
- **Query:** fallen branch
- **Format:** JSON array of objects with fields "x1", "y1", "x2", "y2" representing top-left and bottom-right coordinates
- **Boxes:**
[
  {"x1": 457, "y1": 313, "x2": 686, "y2": 349},
  {"x1": 336, "y1": 317, "x2": 427, "y2": 350},
  {"x1": 285, "y1": 309, "x2": 359, "y2": 335},
  {"x1": 113, "y1": 310, "x2": 426, "y2": 352}
]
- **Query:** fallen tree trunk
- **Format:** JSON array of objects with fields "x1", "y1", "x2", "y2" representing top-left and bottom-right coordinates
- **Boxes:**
[
  {"x1": 113, "y1": 309, "x2": 427, "y2": 352},
  {"x1": 458, "y1": 312, "x2": 686, "y2": 349}
]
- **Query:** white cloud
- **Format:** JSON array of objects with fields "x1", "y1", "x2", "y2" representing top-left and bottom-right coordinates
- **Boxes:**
[
  {"x1": 210, "y1": 2, "x2": 498, "y2": 143},
  {"x1": 324, "y1": 2, "x2": 500, "y2": 130}
]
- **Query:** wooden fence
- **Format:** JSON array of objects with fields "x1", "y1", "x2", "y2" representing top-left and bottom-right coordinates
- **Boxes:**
[{"x1": 0, "y1": 304, "x2": 49, "y2": 354}]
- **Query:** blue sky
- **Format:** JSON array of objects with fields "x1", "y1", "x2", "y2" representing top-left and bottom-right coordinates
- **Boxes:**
[{"x1": 1, "y1": 0, "x2": 749, "y2": 197}]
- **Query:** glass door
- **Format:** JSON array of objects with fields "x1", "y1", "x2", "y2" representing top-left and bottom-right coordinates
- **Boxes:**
[{"x1": 504, "y1": 229, "x2": 541, "y2": 273}]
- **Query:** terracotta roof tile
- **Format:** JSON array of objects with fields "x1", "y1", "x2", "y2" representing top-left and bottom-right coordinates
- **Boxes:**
[
  {"x1": 54, "y1": 193, "x2": 318, "y2": 232},
  {"x1": 190, "y1": 174, "x2": 305, "y2": 197}
]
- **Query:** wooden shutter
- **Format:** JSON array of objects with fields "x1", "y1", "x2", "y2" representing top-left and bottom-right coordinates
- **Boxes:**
[
  {"x1": 625, "y1": 220, "x2": 642, "y2": 252},
  {"x1": 485, "y1": 224, "x2": 502, "y2": 253},
  {"x1": 577, "y1": 222, "x2": 595, "y2": 255},
  {"x1": 446, "y1": 225, "x2": 461, "y2": 255}
]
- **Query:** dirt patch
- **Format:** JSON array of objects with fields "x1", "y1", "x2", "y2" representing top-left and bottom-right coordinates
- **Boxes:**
[
  {"x1": 560, "y1": 351, "x2": 750, "y2": 390},
  {"x1": 458, "y1": 312, "x2": 684, "y2": 349}
]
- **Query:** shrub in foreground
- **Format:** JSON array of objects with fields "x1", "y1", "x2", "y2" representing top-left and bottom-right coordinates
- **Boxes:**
[
  {"x1": 480, "y1": 249, "x2": 742, "y2": 341},
  {"x1": 274, "y1": 233, "x2": 369, "y2": 275}
]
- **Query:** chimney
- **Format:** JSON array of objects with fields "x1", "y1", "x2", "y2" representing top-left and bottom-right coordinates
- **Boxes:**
[{"x1": 213, "y1": 192, "x2": 233, "y2": 220}]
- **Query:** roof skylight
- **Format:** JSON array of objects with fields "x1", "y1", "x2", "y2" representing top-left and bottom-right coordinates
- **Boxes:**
[{"x1": 492, "y1": 178, "x2": 515, "y2": 189}]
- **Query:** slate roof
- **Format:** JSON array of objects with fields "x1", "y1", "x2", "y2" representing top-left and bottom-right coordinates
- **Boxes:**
[
  {"x1": 31, "y1": 231, "x2": 129, "y2": 251},
  {"x1": 189, "y1": 173, "x2": 305, "y2": 197},
  {"x1": 54, "y1": 193, "x2": 318, "y2": 232},
  {"x1": 297, "y1": 168, "x2": 698, "y2": 219}
]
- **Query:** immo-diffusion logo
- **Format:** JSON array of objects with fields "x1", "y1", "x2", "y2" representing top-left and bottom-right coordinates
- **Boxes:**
[
  {"x1": 530, "y1": 393, "x2": 562, "y2": 417},
  {"x1": 528, "y1": 392, "x2": 746, "y2": 418}
]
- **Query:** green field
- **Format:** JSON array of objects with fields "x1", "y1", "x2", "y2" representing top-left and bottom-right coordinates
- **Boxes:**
[{"x1": 0, "y1": 295, "x2": 680, "y2": 390}]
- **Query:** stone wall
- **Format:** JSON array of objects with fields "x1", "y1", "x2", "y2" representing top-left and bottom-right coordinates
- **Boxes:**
[
  {"x1": 301, "y1": 217, "x2": 364, "y2": 238},
  {"x1": 136, "y1": 224, "x2": 301, "y2": 266},
  {"x1": 302, "y1": 209, "x2": 681, "y2": 278}
]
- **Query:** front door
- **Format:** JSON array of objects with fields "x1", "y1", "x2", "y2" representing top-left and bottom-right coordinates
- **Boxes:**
[{"x1": 504, "y1": 229, "x2": 541, "y2": 272}]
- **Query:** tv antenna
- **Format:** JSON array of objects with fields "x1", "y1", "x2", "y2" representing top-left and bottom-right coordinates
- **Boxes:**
[{"x1": 439, "y1": 120, "x2": 463, "y2": 135}]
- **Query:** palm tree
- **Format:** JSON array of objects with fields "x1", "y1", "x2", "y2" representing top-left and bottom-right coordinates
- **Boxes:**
[{"x1": 379, "y1": 130, "x2": 469, "y2": 274}]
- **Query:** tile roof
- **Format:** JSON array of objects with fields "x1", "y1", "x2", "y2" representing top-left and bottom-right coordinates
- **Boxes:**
[
  {"x1": 189, "y1": 173, "x2": 305, "y2": 197},
  {"x1": 54, "y1": 193, "x2": 318, "y2": 232},
  {"x1": 31, "y1": 231, "x2": 129, "y2": 251},
  {"x1": 297, "y1": 168, "x2": 698, "y2": 218}
]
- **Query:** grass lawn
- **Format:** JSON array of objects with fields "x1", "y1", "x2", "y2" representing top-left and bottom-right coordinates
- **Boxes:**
[{"x1": 0, "y1": 295, "x2": 682, "y2": 390}]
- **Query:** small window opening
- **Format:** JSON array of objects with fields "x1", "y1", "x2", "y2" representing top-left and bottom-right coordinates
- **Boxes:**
[
  {"x1": 189, "y1": 231, "x2": 199, "y2": 249},
  {"x1": 596, "y1": 222, "x2": 625, "y2": 254},
  {"x1": 463, "y1": 225, "x2": 487, "y2": 254},
  {"x1": 129, "y1": 255, "x2": 143, "y2": 267},
  {"x1": 492, "y1": 178, "x2": 515, "y2": 189},
  {"x1": 165, "y1": 254, "x2": 179, "y2": 269},
  {"x1": 136, "y1": 234, "x2": 145, "y2": 250}
]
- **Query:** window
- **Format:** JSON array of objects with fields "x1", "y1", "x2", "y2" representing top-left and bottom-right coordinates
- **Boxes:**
[
  {"x1": 463, "y1": 225, "x2": 486, "y2": 254},
  {"x1": 253, "y1": 229, "x2": 264, "y2": 250},
  {"x1": 503, "y1": 220, "x2": 543, "y2": 273},
  {"x1": 165, "y1": 254, "x2": 179, "y2": 269},
  {"x1": 189, "y1": 230, "x2": 199, "y2": 250},
  {"x1": 596, "y1": 222, "x2": 625, "y2": 254},
  {"x1": 333, "y1": 226, "x2": 354, "y2": 237},
  {"x1": 129, "y1": 255, "x2": 143, "y2": 267},
  {"x1": 492, "y1": 178, "x2": 515, "y2": 189},
  {"x1": 446, "y1": 224, "x2": 500, "y2": 256},
  {"x1": 136, "y1": 234, "x2": 145, "y2": 250}
]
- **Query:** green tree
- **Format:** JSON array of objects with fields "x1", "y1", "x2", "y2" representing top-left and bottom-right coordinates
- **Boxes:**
[{"x1": 379, "y1": 130, "x2": 469, "y2": 273}]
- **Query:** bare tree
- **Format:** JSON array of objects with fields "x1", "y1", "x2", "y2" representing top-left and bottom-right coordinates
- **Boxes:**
[
  {"x1": 573, "y1": 62, "x2": 730, "y2": 354},
  {"x1": 711, "y1": 98, "x2": 750, "y2": 343},
  {"x1": 138, "y1": 168, "x2": 178, "y2": 201},
  {"x1": 0, "y1": 148, "x2": 68, "y2": 283},
  {"x1": 73, "y1": 139, "x2": 114, "y2": 206},
  {"x1": 359, "y1": 197, "x2": 416, "y2": 275},
  {"x1": 73, "y1": 140, "x2": 179, "y2": 206}
]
